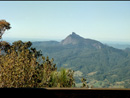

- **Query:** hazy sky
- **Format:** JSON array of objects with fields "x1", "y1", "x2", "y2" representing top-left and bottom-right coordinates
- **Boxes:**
[{"x1": 0, "y1": 1, "x2": 130, "y2": 43}]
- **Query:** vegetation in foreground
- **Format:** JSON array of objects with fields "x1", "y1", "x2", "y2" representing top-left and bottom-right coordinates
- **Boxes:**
[{"x1": 0, "y1": 40, "x2": 76, "y2": 88}]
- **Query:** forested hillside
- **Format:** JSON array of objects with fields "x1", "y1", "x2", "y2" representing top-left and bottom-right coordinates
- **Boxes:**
[{"x1": 32, "y1": 32, "x2": 130, "y2": 88}]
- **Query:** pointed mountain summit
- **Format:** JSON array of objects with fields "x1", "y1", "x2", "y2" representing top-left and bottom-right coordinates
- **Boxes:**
[
  {"x1": 60, "y1": 32, "x2": 104, "y2": 49},
  {"x1": 60, "y1": 32, "x2": 85, "y2": 45},
  {"x1": 70, "y1": 32, "x2": 84, "y2": 40}
]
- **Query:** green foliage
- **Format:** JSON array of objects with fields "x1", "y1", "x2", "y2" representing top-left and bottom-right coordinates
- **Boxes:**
[
  {"x1": 57, "y1": 68, "x2": 75, "y2": 87},
  {"x1": 0, "y1": 40, "x2": 75, "y2": 88}
]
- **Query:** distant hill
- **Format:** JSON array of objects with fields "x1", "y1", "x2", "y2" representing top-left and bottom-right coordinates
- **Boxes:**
[
  {"x1": 32, "y1": 32, "x2": 130, "y2": 88},
  {"x1": 105, "y1": 43, "x2": 130, "y2": 49}
]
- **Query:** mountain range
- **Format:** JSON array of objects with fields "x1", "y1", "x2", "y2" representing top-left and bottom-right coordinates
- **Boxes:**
[{"x1": 32, "y1": 32, "x2": 130, "y2": 88}]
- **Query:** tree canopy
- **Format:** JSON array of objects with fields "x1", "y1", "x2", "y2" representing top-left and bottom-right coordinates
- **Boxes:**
[
  {"x1": 0, "y1": 40, "x2": 75, "y2": 88},
  {"x1": 0, "y1": 20, "x2": 11, "y2": 39}
]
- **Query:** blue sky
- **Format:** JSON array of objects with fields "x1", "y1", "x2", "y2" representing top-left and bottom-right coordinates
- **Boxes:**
[{"x1": 0, "y1": 1, "x2": 130, "y2": 43}]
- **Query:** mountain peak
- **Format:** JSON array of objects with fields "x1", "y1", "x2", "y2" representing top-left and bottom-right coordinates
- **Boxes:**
[
  {"x1": 60, "y1": 32, "x2": 84, "y2": 45},
  {"x1": 71, "y1": 32, "x2": 82, "y2": 38},
  {"x1": 60, "y1": 32, "x2": 104, "y2": 49},
  {"x1": 72, "y1": 32, "x2": 76, "y2": 35}
]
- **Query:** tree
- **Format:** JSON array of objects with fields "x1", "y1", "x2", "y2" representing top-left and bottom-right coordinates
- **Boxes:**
[
  {"x1": 0, "y1": 40, "x2": 75, "y2": 88},
  {"x1": 0, "y1": 20, "x2": 11, "y2": 39},
  {"x1": 0, "y1": 20, "x2": 11, "y2": 55}
]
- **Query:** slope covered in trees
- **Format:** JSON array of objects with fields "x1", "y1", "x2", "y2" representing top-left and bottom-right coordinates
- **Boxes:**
[{"x1": 32, "y1": 33, "x2": 130, "y2": 88}]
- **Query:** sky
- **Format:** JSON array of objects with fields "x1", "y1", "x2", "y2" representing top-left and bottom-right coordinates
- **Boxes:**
[{"x1": 0, "y1": 1, "x2": 130, "y2": 43}]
